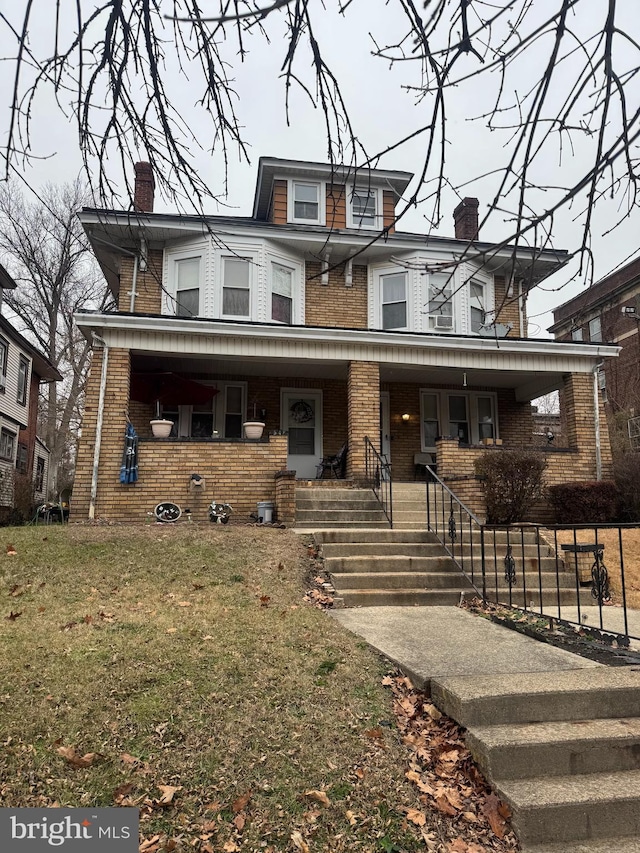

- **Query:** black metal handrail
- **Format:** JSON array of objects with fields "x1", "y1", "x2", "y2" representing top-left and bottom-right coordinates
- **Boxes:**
[{"x1": 364, "y1": 436, "x2": 393, "y2": 527}]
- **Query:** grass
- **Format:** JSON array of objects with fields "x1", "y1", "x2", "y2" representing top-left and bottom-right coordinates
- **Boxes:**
[{"x1": 0, "y1": 524, "x2": 429, "y2": 852}]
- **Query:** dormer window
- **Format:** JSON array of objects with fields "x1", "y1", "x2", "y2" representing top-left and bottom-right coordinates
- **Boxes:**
[
  {"x1": 290, "y1": 181, "x2": 324, "y2": 224},
  {"x1": 349, "y1": 187, "x2": 380, "y2": 228}
]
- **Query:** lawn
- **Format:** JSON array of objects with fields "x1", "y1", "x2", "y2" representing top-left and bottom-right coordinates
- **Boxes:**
[{"x1": 0, "y1": 524, "x2": 515, "y2": 853}]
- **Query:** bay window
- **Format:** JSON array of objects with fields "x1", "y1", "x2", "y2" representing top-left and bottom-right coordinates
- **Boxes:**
[
  {"x1": 381, "y1": 272, "x2": 408, "y2": 330},
  {"x1": 271, "y1": 263, "x2": 293, "y2": 323},
  {"x1": 222, "y1": 257, "x2": 251, "y2": 318},
  {"x1": 428, "y1": 273, "x2": 454, "y2": 331},
  {"x1": 175, "y1": 257, "x2": 201, "y2": 317},
  {"x1": 470, "y1": 279, "x2": 486, "y2": 332}
]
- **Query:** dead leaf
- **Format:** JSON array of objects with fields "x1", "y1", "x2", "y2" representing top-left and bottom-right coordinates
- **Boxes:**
[
  {"x1": 364, "y1": 727, "x2": 384, "y2": 740},
  {"x1": 354, "y1": 767, "x2": 365, "y2": 780},
  {"x1": 434, "y1": 793, "x2": 457, "y2": 816},
  {"x1": 259, "y1": 595, "x2": 271, "y2": 607},
  {"x1": 233, "y1": 813, "x2": 245, "y2": 831},
  {"x1": 290, "y1": 830, "x2": 310, "y2": 853},
  {"x1": 222, "y1": 842, "x2": 240, "y2": 853},
  {"x1": 6, "y1": 611, "x2": 22, "y2": 621},
  {"x1": 481, "y1": 792, "x2": 508, "y2": 839},
  {"x1": 424, "y1": 703, "x2": 443, "y2": 721},
  {"x1": 9, "y1": 584, "x2": 27, "y2": 597},
  {"x1": 120, "y1": 753, "x2": 138, "y2": 765},
  {"x1": 406, "y1": 808, "x2": 427, "y2": 826},
  {"x1": 56, "y1": 746, "x2": 100, "y2": 768},
  {"x1": 113, "y1": 782, "x2": 134, "y2": 802},
  {"x1": 303, "y1": 789, "x2": 331, "y2": 807},
  {"x1": 157, "y1": 785, "x2": 181, "y2": 805},
  {"x1": 232, "y1": 790, "x2": 252, "y2": 813},
  {"x1": 448, "y1": 840, "x2": 469, "y2": 852},
  {"x1": 6, "y1": 544, "x2": 17, "y2": 556},
  {"x1": 178, "y1": 601, "x2": 192, "y2": 607},
  {"x1": 166, "y1": 627, "x2": 177, "y2": 634},
  {"x1": 345, "y1": 809, "x2": 357, "y2": 826},
  {"x1": 139, "y1": 836, "x2": 161, "y2": 852}
]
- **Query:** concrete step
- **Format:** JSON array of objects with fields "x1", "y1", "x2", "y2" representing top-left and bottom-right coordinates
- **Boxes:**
[
  {"x1": 297, "y1": 498, "x2": 383, "y2": 511},
  {"x1": 389, "y1": 510, "x2": 428, "y2": 522},
  {"x1": 525, "y1": 836, "x2": 640, "y2": 852},
  {"x1": 431, "y1": 669, "x2": 640, "y2": 728},
  {"x1": 486, "y1": 588, "x2": 596, "y2": 607},
  {"x1": 330, "y1": 571, "x2": 475, "y2": 591},
  {"x1": 325, "y1": 555, "x2": 459, "y2": 573},
  {"x1": 296, "y1": 488, "x2": 374, "y2": 500},
  {"x1": 321, "y1": 542, "x2": 447, "y2": 557},
  {"x1": 495, "y1": 769, "x2": 640, "y2": 846},
  {"x1": 467, "y1": 718, "x2": 640, "y2": 780},
  {"x1": 336, "y1": 588, "x2": 469, "y2": 607},
  {"x1": 295, "y1": 509, "x2": 388, "y2": 523},
  {"x1": 295, "y1": 520, "x2": 391, "y2": 529},
  {"x1": 313, "y1": 529, "x2": 438, "y2": 543}
]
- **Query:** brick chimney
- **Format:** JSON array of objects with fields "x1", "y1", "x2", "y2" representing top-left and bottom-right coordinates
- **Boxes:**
[
  {"x1": 453, "y1": 197, "x2": 479, "y2": 240},
  {"x1": 133, "y1": 161, "x2": 155, "y2": 213}
]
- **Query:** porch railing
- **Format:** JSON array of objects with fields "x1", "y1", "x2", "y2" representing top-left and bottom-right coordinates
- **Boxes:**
[
  {"x1": 364, "y1": 436, "x2": 393, "y2": 527},
  {"x1": 425, "y1": 466, "x2": 640, "y2": 646}
]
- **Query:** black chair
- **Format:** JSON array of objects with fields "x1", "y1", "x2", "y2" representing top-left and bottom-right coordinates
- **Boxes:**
[{"x1": 316, "y1": 443, "x2": 348, "y2": 479}]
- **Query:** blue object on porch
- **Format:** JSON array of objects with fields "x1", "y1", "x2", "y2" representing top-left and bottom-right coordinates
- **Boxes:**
[{"x1": 120, "y1": 422, "x2": 139, "y2": 484}]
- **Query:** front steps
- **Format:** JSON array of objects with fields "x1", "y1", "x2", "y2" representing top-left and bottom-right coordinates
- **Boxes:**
[
  {"x1": 431, "y1": 668, "x2": 640, "y2": 851},
  {"x1": 314, "y1": 528, "x2": 475, "y2": 607},
  {"x1": 295, "y1": 485, "x2": 388, "y2": 528}
]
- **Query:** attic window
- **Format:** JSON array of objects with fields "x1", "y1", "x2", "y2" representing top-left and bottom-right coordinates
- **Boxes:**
[
  {"x1": 289, "y1": 181, "x2": 324, "y2": 224},
  {"x1": 349, "y1": 187, "x2": 379, "y2": 228},
  {"x1": 589, "y1": 316, "x2": 602, "y2": 342}
]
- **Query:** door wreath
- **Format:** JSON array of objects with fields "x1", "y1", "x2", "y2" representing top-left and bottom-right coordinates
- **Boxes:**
[{"x1": 290, "y1": 400, "x2": 314, "y2": 423}]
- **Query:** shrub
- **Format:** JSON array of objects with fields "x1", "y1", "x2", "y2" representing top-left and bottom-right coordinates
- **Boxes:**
[
  {"x1": 548, "y1": 480, "x2": 619, "y2": 524},
  {"x1": 474, "y1": 449, "x2": 547, "y2": 524},
  {"x1": 614, "y1": 452, "x2": 640, "y2": 521}
]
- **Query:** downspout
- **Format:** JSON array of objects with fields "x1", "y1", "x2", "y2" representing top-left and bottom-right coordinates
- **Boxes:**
[
  {"x1": 89, "y1": 334, "x2": 109, "y2": 520},
  {"x1": 593, "y1": 360, "x2": 603, "y2": 481},
  {"x1": 128, "y1": 254, "x2": 139, "y2": 313}
]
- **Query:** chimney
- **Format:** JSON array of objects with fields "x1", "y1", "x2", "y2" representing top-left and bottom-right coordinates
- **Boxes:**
[
  {"x1": 453, "y1": 197, "x2": 479, "y2": 241},
  {"x1": 133, "y1": 161, "x2": 155, "y2": 213}
]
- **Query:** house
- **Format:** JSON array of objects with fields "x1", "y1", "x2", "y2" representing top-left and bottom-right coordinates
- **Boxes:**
[
  {"x1": 0, "y1": 264, "x2": 62, "y2": 515},
  {"x1": 71, "y1": 158, "x2": 618, "y2": 524},
  {"x1": 549, "y1": 255, "x2": 640, "y2": 412}
]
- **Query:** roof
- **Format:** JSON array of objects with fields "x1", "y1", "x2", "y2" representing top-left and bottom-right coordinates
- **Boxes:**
[
  {"x1": 252, "y1": 156, "x2": 414, "y2": 220},
  {"x1": 0, "y1": 263, "x2": 17, "y2": 290},
  {"x1": 550, "y1": 254, "x2": 640, "y2": 330},
  {"x1": 0, "y1": 314, "x2": 62, "y2": 382}
]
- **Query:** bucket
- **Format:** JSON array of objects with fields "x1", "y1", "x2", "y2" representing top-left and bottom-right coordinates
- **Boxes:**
[{"x1": 257, "y1": 501, "x2": 274, "y2": 523}]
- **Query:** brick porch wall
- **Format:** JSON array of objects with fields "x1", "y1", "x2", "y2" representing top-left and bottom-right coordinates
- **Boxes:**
[{"x1": 347, "y1": 361, "x2": 380, "y2": 480}]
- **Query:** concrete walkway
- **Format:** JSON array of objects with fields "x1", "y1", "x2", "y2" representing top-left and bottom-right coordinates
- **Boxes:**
[{"x1": 330, "y1": 606, "x2": 602, "y2": 691}]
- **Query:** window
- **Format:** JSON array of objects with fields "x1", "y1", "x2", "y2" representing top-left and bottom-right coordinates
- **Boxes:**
[
  {"x1": 589, "y1": 316, "x2": 602, "y2": 342},
  {"x1": 17, "y1": 356, "x2": 29, "y2": 405},
  {"x1": 448, "y1": 395, "x2": 469, "y2": 444},
  {"x1": 421, "y1": 393, "x2": 440, "y2": 450},
  {"x1": 0, "y1": 428, "x2": 16, "y2": 461},
  {"x1": 35, "y1": 456, "x2": 45, "y2": 492},
  {"x1": 223, "y1": 384, "x2": 244, "y2": 438},
  {"x1": 571, "y1": 327, "x2": 584, "y2": 341},
  {"x1": 0, "y1": 338, "x2": 7, "y2": 391},
  {"x1": 16, "y1": 443, "x2": 28, "y2": 474},
  {"x1": 428, "y1": 273, "x2": 454, "y2": 331},
  {"x1": 381, "y1": 272, "x2": 408, "y2": 330},
  {"x1": 477, "y1": 396, "x2": 495, "y2": 440},
  {"x1": 291, "y1": 182, "x2": 322, "y2": 224},
  {"x1": 271, "y1": 263, "x2": 293, "y2": 324},
  {"x1": 469, "y1": 279, "x2": 486, "y2": 333},
  {"x1": 349, "y1": 187, "x2": 379, "y2": 228},
  {"x1": 175, "y1": 257, "x2": 201, "y2": 317},
  {"x1": 222, "y1": 257, "x2": 251, "y2": 317}
]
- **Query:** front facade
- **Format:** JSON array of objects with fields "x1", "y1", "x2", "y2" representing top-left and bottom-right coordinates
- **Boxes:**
[
  {"x1": 550, "y1": 255, "x2": 640, "y2": 412},
  {"x1": 72, "y1": 159, "x2": 617, "y2": 523},
  {"x1": 0, "y1": 265, "x2": 61, "y2": 512}
]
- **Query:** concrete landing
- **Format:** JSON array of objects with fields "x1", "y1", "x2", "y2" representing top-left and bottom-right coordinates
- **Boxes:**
[{"x1": 329, "y1": 606, "x2": 601, "y2": 691}]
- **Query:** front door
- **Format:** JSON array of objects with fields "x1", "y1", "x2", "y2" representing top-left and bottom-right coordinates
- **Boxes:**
[{"x1": 281, "y1": 390, "x2": 323, "y2": 478}]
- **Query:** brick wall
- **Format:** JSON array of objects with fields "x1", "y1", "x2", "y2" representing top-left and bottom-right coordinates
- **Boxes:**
[
  {"x1": 304, "y1": 260, "x2": 368, "y2": 328},
  {"x1": 493, "y1": 275, "x2": 522, "y2": 335},
  {"x1": 347, "y1": 361, "x2": 380, "y2": 480},
  {"x1": 118, "y1": 250, "x2": 163, "y2": 314},
  {"x1": 497, "y1": 389, "x2": 534, "y2": 445}
]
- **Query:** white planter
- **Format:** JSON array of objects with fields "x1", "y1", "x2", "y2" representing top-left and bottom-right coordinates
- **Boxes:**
[
  {"x1": 243, "y1": 421, "x2": 265, "y2": 440},
  {"x1": 150, "y1": 419, "x2": 173, "y2": 438}
]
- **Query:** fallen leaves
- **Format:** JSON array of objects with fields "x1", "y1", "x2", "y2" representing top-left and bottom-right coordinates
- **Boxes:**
[
  {"x1": 290, "y1": 830, "x2": 310, "y2": 853},
  {"x1": 5, "y1": 611, "x2": 22, "y2": 621},
  {"x1": 6, "y1": 544, "x2": 17, "y2": 556},
  {"x1": 302, "y1": 789, "x2": 331, "y2": 807},
  {"x1": 55, "y1": 746, "x2": 102, "y2": 768}
]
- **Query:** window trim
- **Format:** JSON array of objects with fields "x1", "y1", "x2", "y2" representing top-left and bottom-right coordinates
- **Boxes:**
[
  {"x1": 17, "y1": 356, "x2": 29, "y2": 406},
  {"x1": 589, "y1": 316, "x2": 602, "y2": 342},
  {"x1": 347, "y1": 184, "x2": 382, "y2": 230},
  {"x1": 270, "y1": 260, "x2": 295, "y2": 325},
  {"x1": 0, "y1": 427, "x2": 16, "y2": 462},
  {"x1": 380, "y1": 270, "x2": 409, "y2": 331},
  {"x1": 220, "y1": 255, "x2": 254, "y2": 320},
  {"x1": 419, "y1": 389, "x2": 499, "y2": 450},
  {"x1": 34, "y1": 456, "x2": 45, "y2": 492},
  {"x1": 166, "y1": 245, "x2": 206, "y2": 318},
  {"x1": 288, "y1": 180, "x2": 326, "y2": 225}
]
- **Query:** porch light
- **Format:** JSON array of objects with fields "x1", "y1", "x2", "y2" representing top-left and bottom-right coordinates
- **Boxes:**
[{"x1": 401, "y1": 413, "x2": 410, "y2": 422}]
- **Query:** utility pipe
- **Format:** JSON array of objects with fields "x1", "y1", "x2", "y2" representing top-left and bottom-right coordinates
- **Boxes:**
[
  {"x1": 129, "y1": 253, "x2": 139, "y2": 313},
  {"x1": 518, "y1": 279, "x2": 525, "y2": 338},
  {"x1": 88, "y1": 334, "x2": 109, "y2": 520},
  {"x1": 593, "y1": 360, "x2": 603, "y2": 481}
]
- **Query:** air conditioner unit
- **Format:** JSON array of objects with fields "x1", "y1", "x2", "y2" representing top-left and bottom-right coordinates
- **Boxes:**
[{"x1": 434, "y1": 314, "x2": 454, "y2": 330}]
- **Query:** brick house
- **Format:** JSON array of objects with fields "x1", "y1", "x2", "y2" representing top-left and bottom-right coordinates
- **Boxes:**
[
  {"x1": 549, "y1": 255, "x2": 640, "y2": 412},
  {"x1": 0, "y1": 264, "x2": 62, "y2": 512},
  {"x1": 72, "y1": 158, "x2": 618, "y2": 523}
]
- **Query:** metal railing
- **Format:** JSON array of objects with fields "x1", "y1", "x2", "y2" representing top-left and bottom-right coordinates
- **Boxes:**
[
  {"x1": 424, "y1": 466, "x2": 640, "y2": 646},
  {"x1": 364, "y1": 436, "x2": 393, "y2": 527}
]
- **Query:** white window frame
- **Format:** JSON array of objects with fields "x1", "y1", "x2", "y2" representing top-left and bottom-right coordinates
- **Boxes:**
[
  {"x1": 347, "y1": 184, "x2": 382, "y2": 230},
  {"x1": 17, "y1": 356, "x2": 29, "y2": 406},
  {"x1": 420, "y1": 390, "x2": 499, "y2": 449},
  {"x1": 589, "y1": 316, "x2": 602, "y2": 342},
  {"x1": 427, "y1": 272, "x2": 455, "y2": 332},
  {"x1": 469, "y1": 278, "x2": 487, "y2": 333},
  {"x1": 166, "y1": 245, "x2": 206, "y2": 318},
  {"x1": 214, "y1": 381, "x2": 248, "y2": 439},
  {"x1": 288, "y1": 180, "x2": 325, "y2": 225},
  {"x1": 571, "y1": 327, "x2": 584, "y2": 341},
  {"x1": 380, "y1": 270, "x2": 409, "y2": 331},
  {"x1": 220, "y1": 255, "x2": 254, "y2": 320},
  {"x1": 270, "y1": 261, "x2": 295, "y2": 325}
]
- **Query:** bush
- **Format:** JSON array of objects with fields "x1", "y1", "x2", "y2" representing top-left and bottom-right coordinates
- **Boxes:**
[
  {"x1": 474, "y1": 449, "x2": 547, "y2": 524},
  {"x1": 548, "y1": 480, "x2": 619, "y2": 524}
]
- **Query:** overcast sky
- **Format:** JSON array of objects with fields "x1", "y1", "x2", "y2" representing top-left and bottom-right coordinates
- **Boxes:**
[{"x1": 1, "y1": 0, "x2": 639, "y2": 336}]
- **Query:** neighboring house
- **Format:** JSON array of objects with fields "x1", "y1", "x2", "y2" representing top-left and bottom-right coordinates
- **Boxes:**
[
  {"x1": 72, "y1": 158, "x2": 618, "y2": 523},
  {"x1": 549, "y1": 255, "x2": 640, "y2": 412},
  {"x1": 0, "y1": 264, "x2": 62, "y2": 513}
]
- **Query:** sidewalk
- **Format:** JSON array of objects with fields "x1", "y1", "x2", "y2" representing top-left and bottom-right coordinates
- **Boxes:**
[{"x1": 330, "y1": 606, "x2": 602, "y2": 691}]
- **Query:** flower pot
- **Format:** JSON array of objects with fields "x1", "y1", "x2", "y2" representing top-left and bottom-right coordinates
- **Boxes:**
[
  {"x1": 243, "y1": 421, "x2": 265, "y2": 440},
  {"x1": 150, "y1": 419, "x2": 174, "y2": 438}
]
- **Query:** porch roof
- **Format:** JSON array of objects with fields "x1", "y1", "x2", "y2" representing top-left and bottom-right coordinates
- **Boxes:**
[{"x1": 76, "y1": 312, "x2": 619, "y2": 402}]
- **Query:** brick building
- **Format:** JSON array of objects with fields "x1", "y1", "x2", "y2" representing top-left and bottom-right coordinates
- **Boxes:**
[
  {"x1": 72, "y1": 158, "x2": 618, "y2": 523},
  {"x1": 549, "y1": 255, "x2": 640, "y2": 412}
]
